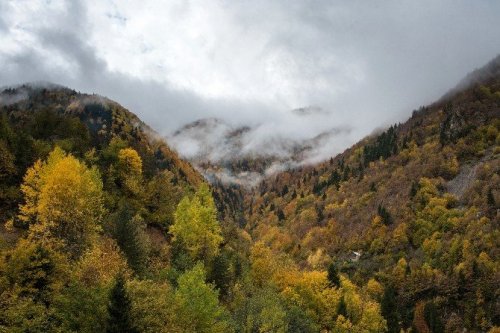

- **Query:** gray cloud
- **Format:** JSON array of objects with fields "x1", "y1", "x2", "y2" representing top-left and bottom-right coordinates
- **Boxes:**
[{"x1": 0, "y1": 0, "x2": 499, "y2": 163}]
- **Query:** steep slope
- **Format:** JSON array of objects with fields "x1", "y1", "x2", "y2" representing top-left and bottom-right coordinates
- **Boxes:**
[
  {"x1": 0, "y1": 57, "x2": 498, "y2": 332},
  {"x1": 0, "y1": 83, "x2": 202, "y2": 224},
  {"x1": 242, "y1": 56, "x2": 500, "y2": 331},
  {"x1": 0, "y1": 84, "x2": 248, "y2": 332},
  {"x1": 170, "y1": 116, "x2": 353, "y2": 224}
]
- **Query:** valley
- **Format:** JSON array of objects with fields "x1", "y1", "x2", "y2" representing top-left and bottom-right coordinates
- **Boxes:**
[{"x1": 0, "y1": 56, "x2": 498, "y2": 332}]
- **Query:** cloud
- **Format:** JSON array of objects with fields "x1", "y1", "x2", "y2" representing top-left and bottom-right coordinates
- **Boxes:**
[
  {"x1": 168, "y1": 115, "x2": 356, "y2": 187},
  {"x1": 0, "y1": 0, "x2": 499, "y2": 163}
]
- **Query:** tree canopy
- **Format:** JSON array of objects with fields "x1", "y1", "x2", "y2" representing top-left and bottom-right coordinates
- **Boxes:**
[{"x1": 19, "y1": 147, "x2": 104, "y2": 257}]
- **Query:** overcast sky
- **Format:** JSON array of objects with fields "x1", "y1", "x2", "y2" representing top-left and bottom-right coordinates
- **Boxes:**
[{"x1": 1, "y1": 0, "x2": 499, "y2": 159}]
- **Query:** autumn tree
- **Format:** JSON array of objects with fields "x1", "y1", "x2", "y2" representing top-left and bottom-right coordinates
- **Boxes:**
[
  {"x1": 116, "y1": 147, "x2": 143, "y2": 197},
  {"x1": 0, "y1": 238, "x2": 67, "y2": 304},
  {"x1": 127, "y1": 280, "x2": 178, "y2": 333},
  {"x1": 170, "y1": 184, "x2": 223, "y2": 262},
  {"x1": 54, "y1": 281, "x2": 109, "y2": 333},
  {"x1": 0, "y1": 239, "x2": 68, "y2": 332},
  {"x1": 174, "y1": 263, "x2": 232, "y2": 333},
  {"x1": 75, "y1": 237, "x2": 129, "y2": 287},
  {"x1": 19, "y1": 147, "x2": 104, "y2": 258},
  {"x1": 233, "y1": 287, "x2": 289, "y2": 333},
  {"x1": 144, "y1": 170, "x2": 182, "y2": 230},
  {"x1": 117, "y1": 148, "x2": 143, "y2": 177}
]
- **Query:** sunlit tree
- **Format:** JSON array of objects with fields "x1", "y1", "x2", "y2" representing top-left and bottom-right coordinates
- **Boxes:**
[
  {"x1": 170, "y1": 184, "x2": 223, "y2": 262},
  {"x1": 19, "y1": 147, "x2": 104, "y2": 258}
]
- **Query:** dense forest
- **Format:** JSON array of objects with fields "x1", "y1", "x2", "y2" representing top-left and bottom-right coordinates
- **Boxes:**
[{"x1": 0, "y1": 56, "x2": 499, "y2": 332}]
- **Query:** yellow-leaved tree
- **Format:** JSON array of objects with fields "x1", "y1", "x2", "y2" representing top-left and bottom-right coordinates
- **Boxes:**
[
  {"x1": 117, "y1": 147, "x2": 143, "y2": 177},
  {"x1": 19, "y1": 147, "x2": 104, "y2": 258},
  {"x1": 170, "y1": 183, "x2": 223, "y2": 262},
  {"x1": 115, "y1": 147, "x2": 143, "y2": 197}
]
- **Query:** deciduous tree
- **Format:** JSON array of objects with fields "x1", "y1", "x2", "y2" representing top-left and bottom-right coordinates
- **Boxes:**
[
  {"x1": 19, "y1": 147, "x2": 104, "y2": 258},
  {"x1": 170, "y1": 184, "x2": 223, "y2": 262}
]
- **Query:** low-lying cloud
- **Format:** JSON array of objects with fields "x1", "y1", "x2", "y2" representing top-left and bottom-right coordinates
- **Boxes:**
[{"x1": 168, "y1": 115, "x2": 356, "y2": 186}]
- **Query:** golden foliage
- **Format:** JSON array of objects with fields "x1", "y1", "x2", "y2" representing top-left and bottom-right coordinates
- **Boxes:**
[{"x1": 19, "y1": 147, "x2": 104, "y2": 257}]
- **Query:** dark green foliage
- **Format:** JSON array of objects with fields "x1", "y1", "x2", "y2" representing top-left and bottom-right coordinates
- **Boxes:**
[
  {"x1": 84, "y1": 103, "x2": 112, "y2": 127},
  {"x1": 0, "y1": 139, "x2": 19, "y2": 220},
  {"x1": 106, "y1": 274, "x2": 137, "y2": 333},
  {"x1": 11, "y1": 244, "x2": 57, "y2": 304},
  {"x1": 281, "y1": 185, "x2": 288, "y2": 196},
  {"x1": 409, "y1": 181, "x2": 419, "y2": 198},
  {"x1": 277, "y1": 208, "x2": 285, "y2": 221},
  {"x1": 439, "y1": 102, "x2": 470, "y2": 146},
  {"x1": 439, "y1": 103, "x2": 453, "y2": 145},
  {"x1": 0, "y1": 115, "x2": 36, "y2": 218},
  {"x1": 330, "y1": 170, "x2": 341, "y2": 185},
  {"x1": 424, "y1": 302, "x2": 444, "y2": 333},
  {"x1": 363, "y1": 125, "x2": 398, "y2": 165},
  {"x1": 358, "y1": 162, "x2": 365, "y2": 175},
  {"x1": 208, "y1": 252, "x2": 232, "y2": 299},
  {"x1": 327, "y1": 263, "x2": 340, "y2": 288},
  {"x1": 54, "y1": 283, "x2": 108, "y2": 333},
  {"x1": 170, "y1": 238, "x2": 195, "y2": 276},
  {"x1": 312, "y1": 169, "x2": 341, "y2": 194},
  {"x1": 377, "y1": 204, "x2": 393, "y2": 225},
  {"x1": 29, "y1": 109, "x2": 91, "y2": 155},
  {"x1": 110, "y1": 204, "x2": 150, "y2": 276},
  {"x1": 286, "y1": 304, "x2": 319, "y2": 333},
  {"x1": 316, "y1": 205, "x2": 324, "y2": 223},
  {"x1": 487, "y1": 188, "x2": 496, "y2": 208},
  {"x1": 337, "y1": 295, "x2": 347, "y2": 318},
  {"x1": 342, "y1": 165, "x2": 350, "y2": 181},
  {"x1": 381, "y1": 285, "x2": 400, "y2": 333}
]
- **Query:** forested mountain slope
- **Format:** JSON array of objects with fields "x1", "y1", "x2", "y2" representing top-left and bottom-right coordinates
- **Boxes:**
[
  {"x1": 242, "y1": 56, "x2": 500, "y2": 332},
  {"x1": 0, "y1": 84, "x2": 233, "y2": 332},
  {"x1": 0, "y1": 84, "x2": 202, "y2": 222},
  {"x1": 0, "y1": 55, "x2": 498, "y2": 333}
]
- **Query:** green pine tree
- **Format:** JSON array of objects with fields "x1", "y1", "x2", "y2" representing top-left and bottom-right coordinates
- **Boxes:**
[
  {"x1": 111, "y1": 203, "x2": 150, "y2": 276},
  {"x1": 327, "y1": 263, "x2": 341, "y2": 288},
  {"x1": 208, "y1": 252, "x2": 232, "y2": 299},
  {"x1": 381, "y1": 285, "x2": 399, "y2": 333},
  {"x1": 337, "y1": 295, "x2": 348, "y2": 318},
  {"x1": 107, "y1": 274, "x2": 137, "y2": 333}
]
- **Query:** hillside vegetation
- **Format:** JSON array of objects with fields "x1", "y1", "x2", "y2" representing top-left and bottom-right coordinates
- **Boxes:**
[
  {"x1": 0, "y1": 55, "x2": 498, "y2": 333},
  {"x1": 243, "y1": 57, "x2": 500, "y2": 332}
]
